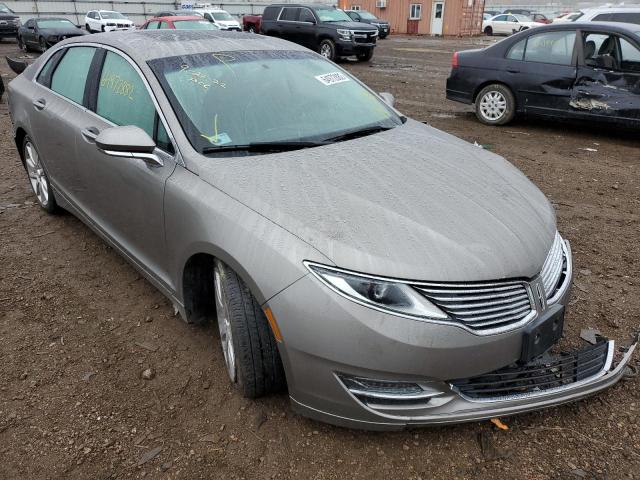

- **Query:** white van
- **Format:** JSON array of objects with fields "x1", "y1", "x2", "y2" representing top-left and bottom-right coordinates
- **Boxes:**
[
  {"x1": 573, "y1": 7, "x2": 640, "y2": 25},
  {"x1": 192, "y1": 6, "x2": 241, "y2": 30}
]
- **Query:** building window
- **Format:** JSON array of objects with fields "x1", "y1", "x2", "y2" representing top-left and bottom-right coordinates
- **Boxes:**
[
  {"x1": 350, "y1": 5, "x2": 361, "y2": 10},
  {"x1": 409, "y1": 4, "x2": 422, "y2": 20}
]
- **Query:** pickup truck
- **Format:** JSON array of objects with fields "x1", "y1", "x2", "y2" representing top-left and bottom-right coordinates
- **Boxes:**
[
  {"x1": 242, "y1": 14, "x2": 261, "y2": 33},
  {"x1": 260, "y1": 3, "x2": 377, "y2": 62}
]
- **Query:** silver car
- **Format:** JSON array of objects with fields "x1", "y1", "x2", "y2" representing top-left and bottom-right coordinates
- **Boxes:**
[{"x1": 8, "y1": 31, "x2": 636, "y2": 430}]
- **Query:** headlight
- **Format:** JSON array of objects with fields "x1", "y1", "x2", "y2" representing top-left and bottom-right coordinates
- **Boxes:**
[
  {"x1": 305, "y1": 262, "x2": 447, "y2": 320},
  {"x1": 336, "y1": 28, "x2": 353, "y2": 41}
]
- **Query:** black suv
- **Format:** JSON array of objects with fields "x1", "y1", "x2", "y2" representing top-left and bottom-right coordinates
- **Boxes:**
[
  {"x1": 0, "y1": 3, "x2": 20, "y2": 40},
  {"x1": 260, "y1": 4, "x2": 378, "y2": 61},
  {"x1": 344, "y1": 10, "x2": 389, "y2": 39}
]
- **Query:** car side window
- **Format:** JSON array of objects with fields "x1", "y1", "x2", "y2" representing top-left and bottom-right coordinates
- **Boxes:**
[
  {"x1": 493, "y1": 14, "x2": 507, "y2": 21},
  {"x1": 50, "y1": 47, "x2": 96, "y2": 105},
  {"x1": 619, "y1": 37, "x2": 640, "y2": 72},
  {"x1": 300, "y1": 8, "x2": 315, "y2": 23},
  {"x1": 159, "y1": 21, "x2": 170, "y2": 29},
  {"x1": 507, "y1": 15, "x2": 517, "y2": 22},
  {"x1": 524, "y1": 31, "x2": 576, "y2": 65},
  {"x1": 204, "y1": 12, "x2": 213, "y2": 22},
  {"x1": 612, "y1": 12, "x2": 640, "y2": 24},
  {"x1": 146, "y1": 20, "x2": 159, "y2": 29},
  {"x1": 96, "y1": 52, "x2": 156, "y2": 138},
  {"x1": 506, "y1": 38, "x2": 526, "y2": 60},
  {"x1": 280, "y1": 7, "x2": 298, "y2": 21},
  {"x1": 25, "y1": 19, "x2": 33, "y2": 28},
  {"x1": 36, "y1": 49, "x2": 65, "y2": 87}
]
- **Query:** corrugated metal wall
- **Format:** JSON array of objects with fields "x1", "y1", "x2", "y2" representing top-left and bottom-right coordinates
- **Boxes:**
[{"x1": 4, "y1": 0, "x2": 334, "y2": 24}]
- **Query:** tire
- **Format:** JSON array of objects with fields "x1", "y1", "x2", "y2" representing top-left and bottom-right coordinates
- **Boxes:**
[
  {"x1": 475, "y1": 84, "x2": 516, "y2": 126},
  {"x1": 357, "y1": 49, "x2": 374, "y2": 62},
  {"x1": 85, "y1": 23, "x2": 91, "y2": 32},
  {"x1": 38, "y1": 37, "x2": 47, "y2": 52},
  {"x1": 22, "y1": 136, "x2": 58, "y2": 214},
  {"x1": 484, "y1": 26, "x2": 493, "y2": 36},
  {"x1": 247, "y1": 25, "x2": 255, "y2": 33},
  {"x1": 101, "y1": 25, "x2": 105, "y2": 32},
  {"x1": 318, "y1": 39, "x2": 336, "y2": 61},
  {"x1": 213, "y1": 259, "x2": 286, "y2": 398},
  {"x1": 17, "y1": 35, "x2": 25, "y2": 51}
]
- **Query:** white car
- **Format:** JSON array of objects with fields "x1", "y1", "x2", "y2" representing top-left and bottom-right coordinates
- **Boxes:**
[
  {"x1": 192, "y1": 8, "x2": 241, "y2": 30},
  {"x1": 84, "y1": 10, "x2": 134, "y2": 32},
  {"x1": 482, "y1": 14, "x2": 540, "y2": 35},
  {"x1": 569, "y1": 7, "x2": 640, "y2": 25},
  {"x1": 552, "y1": 11, "x2": 584, "y2": 23}
]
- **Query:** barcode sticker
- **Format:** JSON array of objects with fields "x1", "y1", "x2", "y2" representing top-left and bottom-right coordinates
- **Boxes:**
[{"x1": 315, "y1": 72, "x2": 350, "y2": 86}]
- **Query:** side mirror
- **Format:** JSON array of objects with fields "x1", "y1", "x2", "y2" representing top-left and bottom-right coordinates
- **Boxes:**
[
  {"x1": 95, "y1": 125, "x2": 162, "y2": 166},
  {"x1": 379, "y1": 92, "x2": 395, "y2": 107}
]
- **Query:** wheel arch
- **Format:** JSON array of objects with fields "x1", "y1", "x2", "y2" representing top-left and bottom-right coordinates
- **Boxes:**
[{"x1": 14, "y1": 126, "x2": 28, "y2": 165}]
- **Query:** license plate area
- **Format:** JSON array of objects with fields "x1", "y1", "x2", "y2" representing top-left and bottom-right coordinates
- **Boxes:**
[{"x1": 520, "y1": 304, "x2": 565, "y2": 363}]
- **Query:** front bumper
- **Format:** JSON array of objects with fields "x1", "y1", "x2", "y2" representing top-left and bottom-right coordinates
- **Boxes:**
[
  {"x1": 0, "y1": 26, "x2": 18, "y2": 37},
  {"x1": 336, "y1": 39, "x2": 376, "y2": 56},
  {"x1": 104, "y1": 25, "x2": 135, "y2": 32},
  {"x1": 269, "y1": 241, "x2": 637, "y2": 430}
]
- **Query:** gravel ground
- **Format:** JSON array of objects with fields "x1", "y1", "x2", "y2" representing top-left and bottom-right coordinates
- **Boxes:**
[{"x1": 1, "y1": 35, "x2": 639, "y2": 480}]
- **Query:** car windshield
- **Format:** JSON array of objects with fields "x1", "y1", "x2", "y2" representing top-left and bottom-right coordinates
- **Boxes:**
[
  {"x1": 568, "y1": 12, "x2": 583, "y2": 20},
  {"x1": 316, "y1": 8, "x2": 352, "y2": 22},
  {"x1": 37, "y1": 19, "x2": 76, "y2": 28},
  {"x1": 212, "y1": 11, "x2": 233, "y2": 21},
  {"x1": 359, "y1": 11, "x2": 378, "y2": 20},
  {"x1": 100, "y1": 11, "x2": 125, "y2": 19},
  {"x1": 149, "y1": 50, "x2": 402, "y2": 156},
  {"x1": 514, "y1": 14, "x2": 531, "y2": 21},
  {"x1": 173, "y1": 20, "x2": 219, "y2": 29},
  {"x1": 0, "y1": 3, "x2": 13, "y2": 13}
]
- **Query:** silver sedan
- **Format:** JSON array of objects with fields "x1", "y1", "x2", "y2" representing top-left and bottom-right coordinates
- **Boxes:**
[{"x1": 8, "y1": 30, "x2": 636, "y2": 430}]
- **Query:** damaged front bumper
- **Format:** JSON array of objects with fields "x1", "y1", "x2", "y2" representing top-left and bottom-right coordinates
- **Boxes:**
[{"x1": 290, "y1": 335, "x2": 637, "y2": 430}]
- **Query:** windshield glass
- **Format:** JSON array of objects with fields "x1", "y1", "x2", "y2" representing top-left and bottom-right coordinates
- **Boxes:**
[
  {"x1": 316, "y1": 8, "x2": 352, "y2": 22},
  {"x1": 173, "y1": 20, "x2": 219, "y2": 29},
  {"x1": 100, "y1": 11, "x2": 125, "y2": 19},
  {"x1": 0, "y1": 3, "x2": 13, "y2": 13},
  {"x1": 359, "y1": 11, "x2": 378, "y2": 19},
  {"x1": 37, "y1": 19, "x2": 76, "y2": 28},
  {"x1": 212, "y1": 11, "x2": 233, "y2": 21},
  {"x1": 149, "y1": 50, "x2": 402, "y2": 155}
]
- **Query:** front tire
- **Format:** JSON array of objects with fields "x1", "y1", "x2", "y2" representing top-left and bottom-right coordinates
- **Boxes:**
[
  {"x1": 85, "y1": 23, "x2": 91, "y2": 32},
  {"x1": 213, "y1": 260, "x2": 286, "y2": 398},
  {"x1": 319, "y1": 39, "x2": 336, "y2": 61},
  {"x1": 247, "y1": 25, "x2": 256, "y2": 33},
  {"x1": 38, "y1": 37, "x2": 47, "y2": 52},
  {"x1": 17, "y1": 35, "x2": 26, "y2": 51},
  {"x1": 475, "y1": 84, "x2": 516, "y2": 126},
  {"x1": 101, "y1": 25, "x2": 105, "y2": 32},
  {"x1": 357, "y1": 49, "x2": 374, "y2": 62},
  {"x1": 23, "y1": 136, "x2": 58, "y2": 214},
  {"x1": 484, "y1": 26, "x2": 493, "y2": 36}
]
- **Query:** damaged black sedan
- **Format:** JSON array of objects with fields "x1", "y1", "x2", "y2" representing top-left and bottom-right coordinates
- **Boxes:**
[
  {"x1": 446, "y1": 22, "x2": 640, "y2": 126},
  {"x1": 18, "y1": 17, "x2": 87, "y2": 52}
]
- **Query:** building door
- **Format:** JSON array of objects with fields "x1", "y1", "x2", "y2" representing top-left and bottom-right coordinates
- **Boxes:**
[
  {"x1": 408, "y1": 3, "x2": 421, "y2": 34},
  {"x1": 430, "y1": 1, "x2": 444, "y2": 35}
]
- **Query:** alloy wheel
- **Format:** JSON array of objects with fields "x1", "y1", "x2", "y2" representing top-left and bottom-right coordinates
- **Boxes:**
[
  {"x1": 479, "y1": 90, "x2": 507, "y2": 121},
  {"x1": 24, "y1": 141, "x2": 49, "y2": 207},
  {"x1": 214, "y1": 265, "x2": 237, "y2": 382},
  {"x1": 320, "y1": 44, "x2": 332, "y2": 58}
]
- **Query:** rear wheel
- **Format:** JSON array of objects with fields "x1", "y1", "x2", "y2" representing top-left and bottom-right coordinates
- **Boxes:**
[
  {"x1": 357, "y1": 49, "x2": 374, "y2": 62},
  {"x1": 247, "y1": 25, "x2": 256, "y2": 33},
  {"x1": 475, "y1": 84, "x2": 515, "y2": 126},
  {"x1": 23, "y1": 136, "x2": 58, "y2": 214},
  {"x1": 213, "y1": 259, "x2": 286, "y2": 398},
  {"x1": 484, "y1": 26, "x2": 493, "y2": 36},
  {"x1": 319, "y1": 39, "x2": 336, "y2": 61}
]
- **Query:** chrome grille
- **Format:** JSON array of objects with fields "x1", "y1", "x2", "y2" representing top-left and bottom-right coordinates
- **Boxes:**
[
  {"x1": 415, "y1": 281, "x2": 534, "y2": 333},
  {"x1": 540, "y1": 232, "x2": 564, "y2": 299}
]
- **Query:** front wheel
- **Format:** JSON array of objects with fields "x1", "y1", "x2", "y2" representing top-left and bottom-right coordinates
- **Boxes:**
[
  {"x1": 247, "y1": 25, "x2": 256, "y2": 33},
  {"x1": 475, "y1": 84, "x2": 516, "y2": 126},
  {"x1": 213, "y1": 259, "x2": 286, "y2": 398},
  {"x1": 318, "y1": 39, "x2": 336, "y2": 61},
  {"x1": 38, "y1": 37, "x2": 47, "y2": 52},
  {"x1": 357, "y1": 49, "x2": 374, "y2": 62},
  {"x1": 484, "y1": 26, "x2": 493, "y2": 36},
  {"x1": 101, "y1": 25, "x2": 105, "y2": 32},
  {"x1": 85, "y1": 23, "x2": 91, "y2": 32},
  {"x1": 17, "y1": 35, "x2": 26, "y2": 51},
  {"x1": 23, "y1": 136, "x2": 58, "y2": 214}
]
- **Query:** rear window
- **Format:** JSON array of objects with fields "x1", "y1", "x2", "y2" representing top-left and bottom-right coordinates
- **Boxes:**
[
  {"x1": 262, "y1": 6, "x2": 279, "y2": 20},
  {"x1": 50, "y1": 46, "x2": 96, "y2": 104}
]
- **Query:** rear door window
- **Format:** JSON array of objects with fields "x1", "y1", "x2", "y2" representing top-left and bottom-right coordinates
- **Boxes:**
[
  {"x1": 611, "y1": 12, "x2": 640, "y2": 24},
  {"x1": 279, "y1": 7, "x2": 299, "y2": 21},
  {"x1": 159, "y1": 21, "x2": 171, "y2": 29},
  {"x1": 524, "y1": 30, "x2": 576, "y2": 65},
  {"x1": 50, "y1": 46, "x2": 96, "y2": 104},
  {"x1": 146, "y1": 20, "x2": 160, "y2": 29}
]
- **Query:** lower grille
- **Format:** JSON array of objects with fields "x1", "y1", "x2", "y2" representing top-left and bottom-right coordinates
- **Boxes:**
[
  {"x1": 450, "y1": 340, "x2": 611, "y2": 400},
  {"x1": 415, "y1": 280, "x2": 534, "y2": 333}
]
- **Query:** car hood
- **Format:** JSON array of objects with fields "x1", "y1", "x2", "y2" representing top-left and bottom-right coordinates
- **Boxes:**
[
  {"x1": 42, "y1": 27, "x2": 87, "y2": 35},
  {"x1": 0, "y1": 14, "x2": 18, "y2": 19},
  {"x1": 326, "y1": 21, "x2": 377, "y2": 30},
  {"x1": 217, "y1": 19, "x2": 240, "y2": 25},
  {"x1": 197, "y1": 119, "x2": 556, "y2": 282}
]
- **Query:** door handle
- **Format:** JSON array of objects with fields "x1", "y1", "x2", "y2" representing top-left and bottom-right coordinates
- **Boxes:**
[
  {"x1": 81, "y1": 127, "x2": 99, "y2": 142},
  {"x1": 32, "y1": 98, "x2": 46, "y2": 110}
]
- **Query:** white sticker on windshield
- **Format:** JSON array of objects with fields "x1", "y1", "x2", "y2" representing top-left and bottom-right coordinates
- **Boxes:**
[{"x1": 315, "y1": 72, "x2": 350, "y2": 86}]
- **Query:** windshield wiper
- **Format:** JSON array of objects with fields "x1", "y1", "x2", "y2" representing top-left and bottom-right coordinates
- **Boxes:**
[
  {"x1": 322, "y1": 125, "x2": 394, "y2": 143},
  {"x1": 201, "y1": 140, "x2": 327, "y2": 155}
]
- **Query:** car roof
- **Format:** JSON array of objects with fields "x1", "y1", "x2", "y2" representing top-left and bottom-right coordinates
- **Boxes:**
[
  {"x1": 62, "y1": 30, "x2": 307, "y2": 62},
  {"x1": 150, "y1": 15, "x2": 203, "y2": 21},
  {"x1": 35, "y1": 17, "x2": 72, "y2": 21},
  {"x1": 268, "y1": 4, "x2": 336, "y2": 8}
]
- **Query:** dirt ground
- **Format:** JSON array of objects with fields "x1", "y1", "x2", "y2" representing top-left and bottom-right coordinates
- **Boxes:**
[{"x1": 1, "y1": 34, "x2": 639, "y2": 480}]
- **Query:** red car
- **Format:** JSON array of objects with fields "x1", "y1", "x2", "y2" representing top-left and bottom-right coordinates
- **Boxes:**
[{"x1": 140, "y1": 15, "x2": 220, "y2": 30}]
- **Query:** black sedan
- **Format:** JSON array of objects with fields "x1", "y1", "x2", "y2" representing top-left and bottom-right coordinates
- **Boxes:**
[
  {"x1": 345, "y1": 10, "x2": 390, "y2": 38},
  {"x1": 446, "y1": 22, "x2": 640, "y2": 126},
  {"x1": 18, "y1": 17, "x2": 87, "y2": 52}
]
